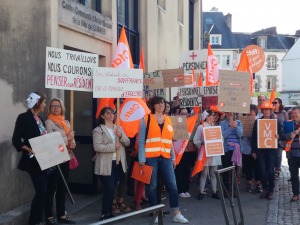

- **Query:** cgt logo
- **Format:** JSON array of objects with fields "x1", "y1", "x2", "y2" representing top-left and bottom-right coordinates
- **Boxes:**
[
  {"x1": 111, "y1": 43, "x2": 131, "y2": 68},
  {"x1": 120, "y1": 101, "x2": 146, "y2": 122}
]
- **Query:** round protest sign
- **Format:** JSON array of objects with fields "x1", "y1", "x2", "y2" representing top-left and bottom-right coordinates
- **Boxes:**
[{"x1": 242, "y1": 45, "x2": 265, "y2": 73}]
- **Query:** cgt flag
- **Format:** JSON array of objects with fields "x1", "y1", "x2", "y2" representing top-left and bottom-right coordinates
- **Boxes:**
[
  {"x1": 95, "y1": 27, "x2": 133, "y2": 118},
  {"x1": 206, "y1": 43, "x2": 220, "y2": 86},
  {"x1": 119, "y1": 98, "x2": 151, "y2": 137}
]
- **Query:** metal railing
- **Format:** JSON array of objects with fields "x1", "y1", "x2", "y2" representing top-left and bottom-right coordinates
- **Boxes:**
[
  {"x1": 89, "y1": 204, "x2": 165, "y2": 225},
  {"x1": 215, "y1": 166, "x2": 244, "y2": 225}
]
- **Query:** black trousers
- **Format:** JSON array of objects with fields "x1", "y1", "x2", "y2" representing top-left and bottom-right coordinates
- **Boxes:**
[
  {"x1": 242, "y1": 154, "x2": 260, "y2": 181},
  {"x1": 289, "y1": 156, "x2": 300, "y2": 195},
  {"x1": 221, "y1": 151, "x2": 233, "y2": 190},
  {"x1": 45, "y1": 162, "x2": 69, "y2": 219},
  {"x1": 29, "y1": 171, "x2": 48, "y2": 225}
]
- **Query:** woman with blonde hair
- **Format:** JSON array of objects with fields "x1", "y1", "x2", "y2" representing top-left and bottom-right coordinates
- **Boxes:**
[{"x1": 44, "y1": 98, "x2": 76, "y2": 225}]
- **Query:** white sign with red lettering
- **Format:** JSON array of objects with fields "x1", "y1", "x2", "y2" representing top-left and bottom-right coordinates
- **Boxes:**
[
  {"x1": 93, "y1": 67, "x2": 143, "y2": 98},
  {"x1": 45, "y1": 47, "x2": 99, "y2": 92}
]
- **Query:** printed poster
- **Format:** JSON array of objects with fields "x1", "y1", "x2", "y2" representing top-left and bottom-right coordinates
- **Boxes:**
[
  {"x1": 257, "y1": 119, "x2": 277, "y2": 149},
  {"x1": 29, "y1": 132, "x2": 70, "y2": 170},
  {"x1": 203, "y1": 126, "x2": 224, "y2": 157}
]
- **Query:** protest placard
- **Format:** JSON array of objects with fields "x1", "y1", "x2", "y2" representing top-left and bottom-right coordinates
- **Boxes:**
[
  {"x1": 241, "y1": 45, "x2": 265, "y2": 73},
  {"x1": 218, "y1": 70, "x2": 251, "y2": 113},
  {"x1": 161, "y1": 68, "x2": 185, "y2": 88},
  {"x1": 179, "y1": 50, "x2": 207, "y2": 74},
  {"x1": 257, "y1": 119, "x2": 277, "y2": 149},
  {"x1": 93, "y1": 67, "x2": 143, "y2": 98},
  {"x1": 178, "y1": 86, "x2": 218, "y2": 107},
  {"x1": 203, "y1": 126, "x2": 224, "y2": 157},
  {"x1": 143, "y1": 71, "x2": 165, "y2": 98},
  {"x1": 170, "y1": 116, "x2": 189, "y2": 140},
  {"x1": 29, "y1": 132, "x2": 70, "y2": 170},
  {"x1": 239, "y1": 115, "x2": 256, "y2": 137},
  {"x1": 45, "y1": 47, "x2": 99, "y2": 92}
]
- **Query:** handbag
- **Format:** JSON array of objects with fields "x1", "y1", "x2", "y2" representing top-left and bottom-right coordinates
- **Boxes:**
[{"x1": 69, "y1": 150, "x2": 79, "y2": 170}]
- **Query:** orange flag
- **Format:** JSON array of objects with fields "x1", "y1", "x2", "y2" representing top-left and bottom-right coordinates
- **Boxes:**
[
  {"x1": 95, "y1": 27, "x2": 134, "y2": 118},
  {"x1": 192, "y1": 67, "x2": 196, "y2": 87},
  {"x1": 269, "y1": 88, "x2": 275, "y2": 103},
  {"x1": 206, "y1": 43, "x2": 220, "y2": 86},
  {"x1": 237, "y1": 51, "x2": 254, "y2": 95},
  {"x1": 119, "y1": 98, "x2": 151, "y2": 137},
  {"x1": 198, "y1": 72, "x2": 203, "y2": 87},
  {"x1": 191, "y1": 145, "x2": 206, "y2": 177},
  {"x1": 174, "y1": 115, "x2": 198, "y2": 165},
  {"x1": 139, "y1": 48, "x2": 145, "y2": 72}
]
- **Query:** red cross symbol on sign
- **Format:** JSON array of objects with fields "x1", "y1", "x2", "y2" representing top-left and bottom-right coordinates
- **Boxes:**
[{"x1": 189, "y1": 52, "x2": 197, "y2": 60}]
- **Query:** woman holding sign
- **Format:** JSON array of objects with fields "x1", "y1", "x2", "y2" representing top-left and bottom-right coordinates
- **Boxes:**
[
  {"x1": 251, "y1": 102, "x2": 283, "y2": 200},
  {"x1": 93, "y1": 107, "x2": 130, "y2": 221},
  {"x1": 44, "y1": 98, "x2": 76, "y2": 225},
  {"x1": 193, "y1": 109, "x2": 222, "y2": 200},
  {"x1": 12, "y1": 92, "x2": 48, "y2": 225},
  {"x1": 138, "y1": 96, "x2": 188, "y2": 224}
]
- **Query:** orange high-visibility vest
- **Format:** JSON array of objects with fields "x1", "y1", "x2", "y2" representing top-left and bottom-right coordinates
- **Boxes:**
[{"x1": 144, "y1": 114, "x2": 174, "y2": 158}]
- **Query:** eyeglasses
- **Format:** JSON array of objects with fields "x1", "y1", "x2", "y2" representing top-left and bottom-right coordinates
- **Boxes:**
[
  {"x1": 272, "y1": 102, "x2": 278, "y2": 105},
  {"x1": 50, "y1": 105, "x2": 61, "y2": 108}
]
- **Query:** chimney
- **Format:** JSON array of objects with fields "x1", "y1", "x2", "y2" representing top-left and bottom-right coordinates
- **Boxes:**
[{"x1": 225, "y1": 13, "x2": 232, "y2": 31}]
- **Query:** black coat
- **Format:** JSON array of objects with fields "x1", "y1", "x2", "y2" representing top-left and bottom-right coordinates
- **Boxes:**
[{"x1": 12, "y1": 110, "x2": 44, "y2": 173}]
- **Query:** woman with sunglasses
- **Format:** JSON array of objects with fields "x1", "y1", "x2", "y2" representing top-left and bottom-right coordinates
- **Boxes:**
[
  {"x1": 272, "y1": 98, "x2": 288, "y2": 179},
  {"x1": 93, "y1": 107, "x2": 130, "y2": 221},
  {"x1": 193, "y1": 109, "x2": 222, "y2": 200}
]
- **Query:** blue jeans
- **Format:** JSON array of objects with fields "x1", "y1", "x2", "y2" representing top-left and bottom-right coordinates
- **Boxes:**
[
  {"x1": 99, "y1": 161, "x2": 121, "y2": 215},
  {"x1": 146, "y1": 156, "x2": 179, "y2": 210},
  {"x1": 257, "y1": 149, "x2": 276, "y2": 192}
]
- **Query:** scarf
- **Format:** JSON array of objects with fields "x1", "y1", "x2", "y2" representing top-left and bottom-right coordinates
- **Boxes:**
[{"x1": 48, "y1": 114, "x2": 70, "y2": 135}]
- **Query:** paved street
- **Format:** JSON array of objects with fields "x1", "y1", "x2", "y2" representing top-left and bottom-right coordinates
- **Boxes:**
[{"x1": 66, "y1": 154, "x2": 297, "y2": 225}]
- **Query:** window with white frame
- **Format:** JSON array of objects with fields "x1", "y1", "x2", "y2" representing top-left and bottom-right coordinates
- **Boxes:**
[
  {"x1": 210, "y1": 35, "x2": 222, "y2": 45},
  {"x1": 266, "y1": 75, "x2": 277, "y2": 91},
  {"x1": 257, "y1": 36, "x2": 267, "y2": 49},
  {"x1": 255, "y1": 75, "x2": 261, "y2": 92},
  {"x1": 267, "y1": 55, "x2": 277, "y2": 70},
  {"x1": 221, "y1": 55, "x2": 230, "y2": 67}
]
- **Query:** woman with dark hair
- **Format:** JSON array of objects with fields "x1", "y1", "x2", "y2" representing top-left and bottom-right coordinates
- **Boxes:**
[
  {"x1": 165, "y1": 101, "x2": 171, "y2": 116},
  {"x1": 272, "y1": 97, "x2": 288, "y2": 179},
  {"x1": 138, "y1": 96, "x2": 188, "y2": 223},
  {"x1": 93, "y1": 107, "x2": 130, "y2": 221},
  {"x1": 44, "y1": 98, "x2": 76, "y2": 225},
  {"x1": 12, "y1": 92, "x2": 48, "y2": 225}
]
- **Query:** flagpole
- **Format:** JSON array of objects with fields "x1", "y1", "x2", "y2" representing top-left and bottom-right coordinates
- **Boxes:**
[
  {"x1": 70, "y1": 91, "x2": 74, "y2": 130},
  {"x1": 116, "y1": 98, "x2": 120, "y2": 164}
]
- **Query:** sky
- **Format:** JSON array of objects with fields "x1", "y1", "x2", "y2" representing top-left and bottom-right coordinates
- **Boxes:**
[{"x1": 202, "y1": 0, "x2": 300, "y2": 35}]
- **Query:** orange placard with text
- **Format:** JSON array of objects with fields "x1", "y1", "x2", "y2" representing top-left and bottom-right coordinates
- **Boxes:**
[
  {"x1": 203, "y1": 126, "x2": 224, "y2": 156},
  {"x1": 257, "y1": 119, "x2": 277, "y2": 149}
]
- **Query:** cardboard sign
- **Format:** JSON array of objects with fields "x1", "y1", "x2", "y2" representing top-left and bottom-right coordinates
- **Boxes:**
[
  {"x1": 239, "y1": 115, "x2": 256, "y2": 137},
  {"x1": 93, "y1": 67, "x2": 143, "y2": 98},
  {"x1": 241, "y1": 45, "x2": 265, "y2": 73},
  {"x1": 179, "y1": 86, "x2": 218, "y2": 107},
  {"x1": 29, "y1": 132, "x2": 70, "y2": 170},
  {"x1": 179, "y1": 50, "x2": 208, "y2": 74},
  {"x1": 45, "y1": 47, "x2": 98, "y2": 92},
  {"x1": 257, "y1": 119, "x2": 277, "y2": 149},
  {"x1": 170, "y1": 116, "x2": 189, "y2": 140},
  {"x1": 218, "y1": 70, "x2": 251, "y2": 113},
  {"x1": 143, "y1": 71, "x2": 165, "y2": 98},
  {"x1": 161, "y1": 68, "x2": 185, "y2": 88},
  {"x1": 203, "y1": 126, "x2": 224, "y2": 157}
]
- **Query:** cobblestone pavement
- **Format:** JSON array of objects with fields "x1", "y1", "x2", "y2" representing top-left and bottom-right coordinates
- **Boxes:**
[{"x1": 267, "y1": 157, "x2": 299, "y2": 225}]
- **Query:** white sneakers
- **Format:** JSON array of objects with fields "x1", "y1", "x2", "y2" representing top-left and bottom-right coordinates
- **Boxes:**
[
  {"x1": 179, "y1": 192, "x2": 191, "y2": 198},
  {"x1": 173, "y1": 213, "x2": 189, "y2": 224}
]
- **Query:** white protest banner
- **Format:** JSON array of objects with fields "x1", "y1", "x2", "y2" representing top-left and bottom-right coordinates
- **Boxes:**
[
  {"x1": 203, "y1": 126, "x2": 224, "y2": 157},
  {"x1": 45, "y1": 47, "x2": 98, "y2": 92},
  {"x1": 143, "y1": 71, "x2": 165, "y2": 98},
  {"x1": 218, "y1": 70, "x2": 251, "y2": 113},
  {"x1": 93, "y1": 67, "x2": 143, "y2": 98},
  {"x1": 29, "y1": 132, "x2": 70, "y2": 170},
  {"x1": 178, "y1": 86, "x2": 218, "y2": 107},
  {"x1": 258, "y1": 119, "x2": 277, "y2": 149},
  {"x1": 179, "y1": 50, "x2": 207, "y2": 74}
]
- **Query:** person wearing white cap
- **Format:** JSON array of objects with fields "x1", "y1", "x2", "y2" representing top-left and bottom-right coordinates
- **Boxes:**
[
  {"x1": 193, "y1": 109, "x2": 222, "y2": 200},
  {"x1": 12, "y1": 92, "x2": 48, "y2": 225}
]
